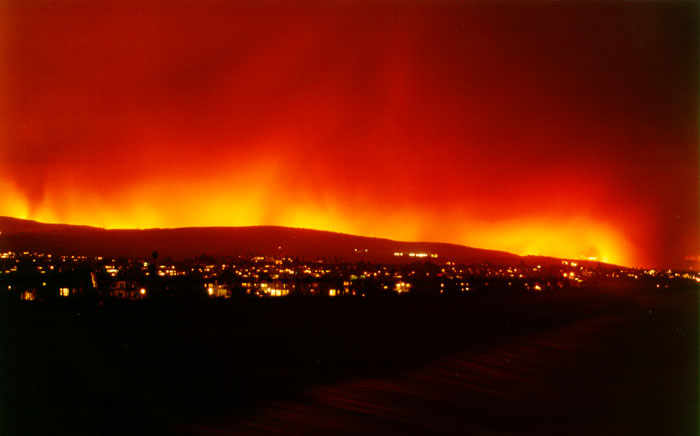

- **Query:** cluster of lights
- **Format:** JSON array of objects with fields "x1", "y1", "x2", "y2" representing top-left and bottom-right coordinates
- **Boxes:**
[
  {"x1": 393, "y1": 252, "x2": 438, "y2": 258},
  {"x1": 394, "y1": 281, "x2": 411, "y2": 294},
  {"x1": 257, "y1": 283, "x2": 289, "y2": 297},
  {"x1": 4, "y1": 249, "x2": 699, "y2": 301}
]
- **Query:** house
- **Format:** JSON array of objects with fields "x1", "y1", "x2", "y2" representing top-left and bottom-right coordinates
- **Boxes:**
[{"x1": 109, "y1": 281, "x2": 146, "y2": 300}]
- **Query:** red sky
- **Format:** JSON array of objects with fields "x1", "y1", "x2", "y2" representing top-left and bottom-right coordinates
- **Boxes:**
[{"x1": 1, "y1": 0, "x2": 697, "y2": 269}]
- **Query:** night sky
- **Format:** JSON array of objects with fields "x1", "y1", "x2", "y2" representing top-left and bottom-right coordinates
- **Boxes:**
[{"x1": 1, "y1": 0, "x2": 697, "y2": 269}]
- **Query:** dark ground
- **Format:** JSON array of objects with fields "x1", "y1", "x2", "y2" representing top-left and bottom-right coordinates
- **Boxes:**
[{"x1": 1, "y1": 285, "x2": 697, "y2": 435}]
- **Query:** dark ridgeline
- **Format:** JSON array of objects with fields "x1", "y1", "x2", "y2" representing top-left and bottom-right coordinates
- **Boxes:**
[{"x1": 0, "y1": 216, "x2": 520, "y2": 264}]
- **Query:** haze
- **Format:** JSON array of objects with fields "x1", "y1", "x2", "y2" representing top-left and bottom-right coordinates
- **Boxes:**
[{"x1": 1, "y1": 0, "x2": 697, "y2": 269}]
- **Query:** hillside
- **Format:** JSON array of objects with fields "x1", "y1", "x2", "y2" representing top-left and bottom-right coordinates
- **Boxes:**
[{"x1": 0, "y1": 216, "x2": 523, "y2": 264}]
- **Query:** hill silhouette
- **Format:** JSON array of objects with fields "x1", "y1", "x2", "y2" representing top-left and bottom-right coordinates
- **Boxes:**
[{"x1": 0, "y1": 216, "x2": 595, "y2": 267}]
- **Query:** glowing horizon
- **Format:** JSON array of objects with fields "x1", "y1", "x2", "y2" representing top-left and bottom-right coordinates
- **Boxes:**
[
  {"x1": 1, "y1": 1, "x2": 697, "y2": 270},
  {"x1": 0, "y1": 179, "x2": 633, "y2": 267}
]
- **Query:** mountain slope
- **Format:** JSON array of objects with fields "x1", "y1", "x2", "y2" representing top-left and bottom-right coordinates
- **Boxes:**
[{"x1": 0, "y1": 216, "x2": 523, "y2": 263}]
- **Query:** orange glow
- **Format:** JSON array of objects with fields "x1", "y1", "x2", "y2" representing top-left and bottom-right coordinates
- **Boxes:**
[
  {"x1": 0, "y1": 1, "x2": 696, "y2": 270},
  {"x1": 459, "y1": 219, "x2": 633, "y2": 267},
  {"x1": 0, "y1": 174, "x2": 635, "y2": 266}
]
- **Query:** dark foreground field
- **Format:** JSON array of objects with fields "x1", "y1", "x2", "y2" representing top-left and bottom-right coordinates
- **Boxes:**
[{"x1": 1, "y1": 285, "x2": 697, "y2": 435}]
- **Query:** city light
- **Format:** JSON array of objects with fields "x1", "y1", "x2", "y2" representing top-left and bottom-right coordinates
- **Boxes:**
[{"x1": 1, "y1": 250, "x2": 696, "y2": 302}]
